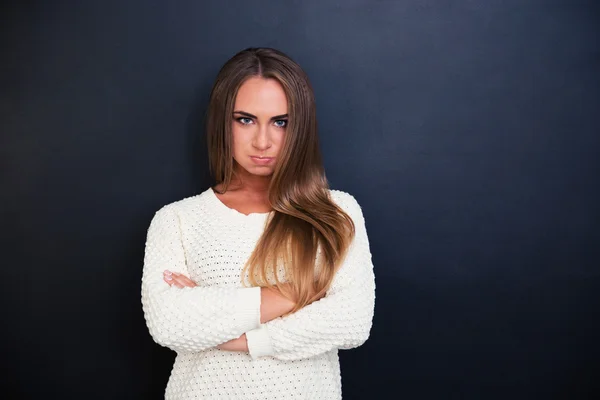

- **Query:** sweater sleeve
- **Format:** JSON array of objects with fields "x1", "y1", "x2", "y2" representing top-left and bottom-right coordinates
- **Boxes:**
[
  {"x1": 245, "y1": 193, "x2": 376, "y2": 360},
  {"x1": 141, "y1": 205, "x2": 262, "y2": 354}
]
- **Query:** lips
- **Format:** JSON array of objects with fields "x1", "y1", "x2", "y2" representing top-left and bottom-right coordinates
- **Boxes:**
[{"x1": 250, "y1": 156, "x2": 275, "y2": 165}]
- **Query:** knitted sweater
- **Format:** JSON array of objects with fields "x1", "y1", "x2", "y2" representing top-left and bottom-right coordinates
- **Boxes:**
[{"x1": 141, "y1": 187, "x2": 376, "y2": 400}]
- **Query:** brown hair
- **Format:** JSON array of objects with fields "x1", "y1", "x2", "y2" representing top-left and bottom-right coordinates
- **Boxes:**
[{"x1": 206, "y1": 47, "x2": 355, "y2": 313}]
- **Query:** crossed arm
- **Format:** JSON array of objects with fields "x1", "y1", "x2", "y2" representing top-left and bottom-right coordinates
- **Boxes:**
[
  {"x1": 162, "y1": 271, "x2": 298, "y2": 351},
  {"x1": 141, "y1": 195, "x2": 375, "y2": 360}
]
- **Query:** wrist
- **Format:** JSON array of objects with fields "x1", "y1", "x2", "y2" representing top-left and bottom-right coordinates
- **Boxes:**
[
  {"x1": 239, "y1": 333, "x2": 249, "y2": 352},
  {"x1": 260, "y1": 286, "x2": 296, "y2": 323}
]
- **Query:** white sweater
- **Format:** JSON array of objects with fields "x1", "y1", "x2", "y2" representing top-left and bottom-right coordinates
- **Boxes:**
[{"x1": 141, "y1": 187, "x2": 376, "y2": 400}]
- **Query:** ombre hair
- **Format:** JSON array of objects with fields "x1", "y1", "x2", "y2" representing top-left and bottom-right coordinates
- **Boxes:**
[{"x1": 206, "y1": 47, "x2": 355, "y2": 313}]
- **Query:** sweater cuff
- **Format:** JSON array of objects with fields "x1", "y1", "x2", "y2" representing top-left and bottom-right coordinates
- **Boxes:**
[
  {"x1": 246, "y1": 324, "x2": 274, "y2": 359},
  {"x1": 234, "y1": 287, "x2": 262, "y2": 331}
]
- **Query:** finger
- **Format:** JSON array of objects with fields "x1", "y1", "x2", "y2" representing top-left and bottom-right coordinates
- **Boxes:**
[
  {"x1": 163, "y1": 270, "x2": 195, "y2": 288},
  {"x1": 172, "y1": 273, "x2": 197, "y2": 288},
  {"x1": 171, "y1": 273, "x2": 194, "y2": 288},
  {"x1": 163, "y1": 271, "x2": 174, "y2": 286},
  {"x1": 163, "y1": 271, "x2": 186, "y2": 288},
  {"x1": 169, "y1": 274, "x2": 185, "y2": 288}
]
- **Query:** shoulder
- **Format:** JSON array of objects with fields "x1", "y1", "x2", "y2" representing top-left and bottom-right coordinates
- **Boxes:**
[
  {"x1": 328, "y1": 189, "x2": 365, "y2": 224},
  {"x1": 151, "y1": 188, "x2": 213, "y2": 219},
  {"x1": 329, "y1": 189, "x2": 360, "y2": 209}
]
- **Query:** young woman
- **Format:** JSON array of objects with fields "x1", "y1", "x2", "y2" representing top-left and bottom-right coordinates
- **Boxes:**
[{"x1": 141, "y1": 47, "x2": 376, "y2": 400}]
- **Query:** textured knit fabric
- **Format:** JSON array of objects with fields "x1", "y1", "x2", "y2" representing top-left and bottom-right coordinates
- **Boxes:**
[{"x1": 141, "y1": 187, "x2": 376, "y2": 400}]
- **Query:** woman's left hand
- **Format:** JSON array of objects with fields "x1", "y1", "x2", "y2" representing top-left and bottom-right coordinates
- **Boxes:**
[{"x1": 217, "y1": 334, "x2": 248, "y2": 352}]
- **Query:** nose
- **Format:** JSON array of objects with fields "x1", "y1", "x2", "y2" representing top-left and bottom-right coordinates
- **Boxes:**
[{"x1": 252, "y1": 124, "x2": 272, "y2": 150}]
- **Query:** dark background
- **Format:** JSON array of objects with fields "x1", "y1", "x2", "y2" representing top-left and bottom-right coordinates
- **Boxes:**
[{"x1": 1, "y1": 0, "x2": 599, "y2": 399}]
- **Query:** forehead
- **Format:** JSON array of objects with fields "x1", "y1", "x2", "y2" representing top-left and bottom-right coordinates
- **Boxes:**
[{"x1": 234, "y1": 77, "x2": 288, "y2": 115}]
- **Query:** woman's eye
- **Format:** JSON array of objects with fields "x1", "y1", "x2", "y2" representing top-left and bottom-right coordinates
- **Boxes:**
[
  {"x1": 239, "y1": 117, "x2": 253, "y2": 125},
  {"x1": 274, "y1": 120, "x2": 287, "y2": 128}
]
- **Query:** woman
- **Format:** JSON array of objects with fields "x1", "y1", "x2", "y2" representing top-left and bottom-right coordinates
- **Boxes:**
[{"x1": 141, "y1": 47, "x2": 375, "y2": 400}]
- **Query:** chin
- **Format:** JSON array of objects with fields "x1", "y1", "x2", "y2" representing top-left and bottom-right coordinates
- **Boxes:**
[
  {"x1": 249, "y1": 168, "x2": 274, "y2": 176},
  {"x1": 236, "y1": 163, "x2": 271, "y2": 176}
]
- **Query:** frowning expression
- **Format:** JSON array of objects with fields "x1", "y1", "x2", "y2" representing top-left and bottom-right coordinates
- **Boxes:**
[{"x1": 231, "y1": 76, "x2": 288, "y2": 176}]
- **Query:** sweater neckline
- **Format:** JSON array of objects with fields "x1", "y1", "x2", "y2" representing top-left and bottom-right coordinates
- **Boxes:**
[{"x1": 207, "y1": 187, "x2": 273, "y2": 219}]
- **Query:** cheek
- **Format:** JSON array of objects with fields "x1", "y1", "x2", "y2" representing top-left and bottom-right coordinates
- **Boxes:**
[
  {"x1": 270, "y1": 128, "x2": 286, "y2": 149},
  {"x1": 231, "y1": 125, "x2": 247, "y2": 153}
]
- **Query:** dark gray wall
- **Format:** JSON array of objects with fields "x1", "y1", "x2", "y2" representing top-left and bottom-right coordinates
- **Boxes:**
[{"x1": 1, "y1": 1, "x2": 599, "y2": 399}]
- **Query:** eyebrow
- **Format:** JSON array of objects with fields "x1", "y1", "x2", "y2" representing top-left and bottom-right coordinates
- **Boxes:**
[{"x1": 233, "y1": 110, "x2": 288, "y2": 120}]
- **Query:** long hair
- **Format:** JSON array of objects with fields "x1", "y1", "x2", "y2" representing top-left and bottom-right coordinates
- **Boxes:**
[{"x1": 206, "y1": 47, "x2": 355, "y2": 313}]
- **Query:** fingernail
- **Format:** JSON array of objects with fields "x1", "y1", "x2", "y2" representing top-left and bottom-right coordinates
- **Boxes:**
[
  {"x1": 165, "y1": 275, "x2": 173, "y2": 281},
  {"x1": 164, "y1": 270, "x2": 172, "y2": 275}
]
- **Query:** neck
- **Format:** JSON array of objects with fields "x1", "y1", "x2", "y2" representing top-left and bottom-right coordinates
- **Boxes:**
[{"x1": 227, "y1": 163, "x2": 271, "y2": 194}]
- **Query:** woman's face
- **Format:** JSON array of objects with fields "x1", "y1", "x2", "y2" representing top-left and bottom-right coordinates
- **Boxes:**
[{"x1": 231, "y1": 76, "x2": 288, "y2": 177}]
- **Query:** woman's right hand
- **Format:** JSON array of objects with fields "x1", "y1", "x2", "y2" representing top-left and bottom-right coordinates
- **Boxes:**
[{"x1": 163, "y1": 270, "x2": 197, "y2": 288}]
